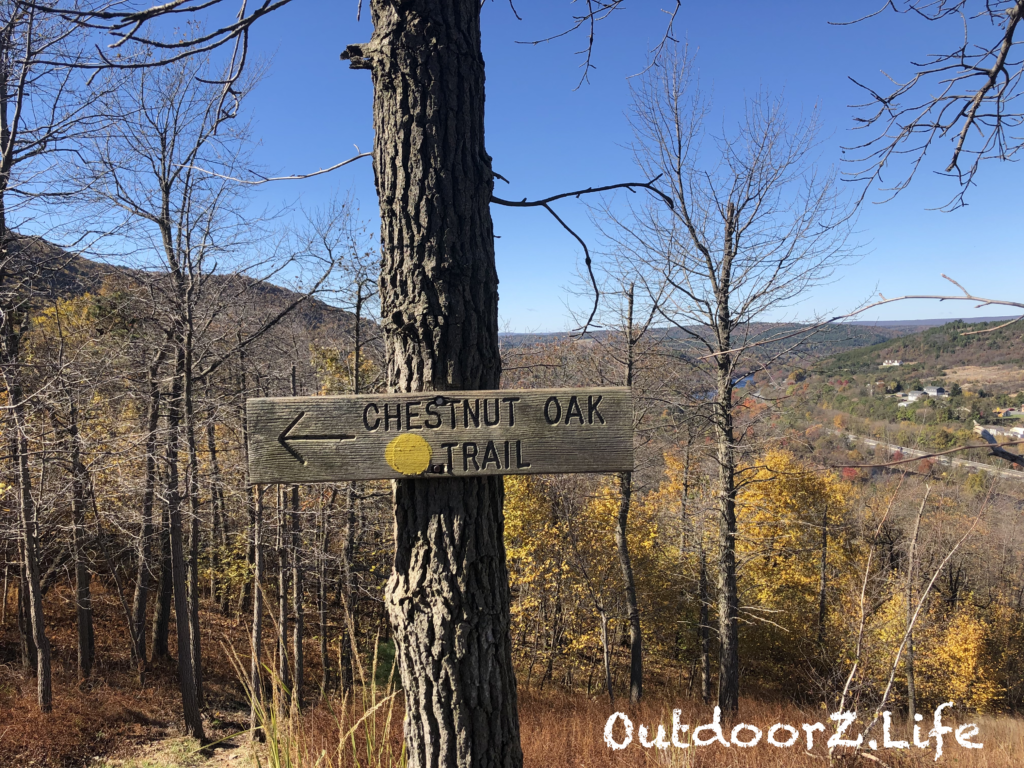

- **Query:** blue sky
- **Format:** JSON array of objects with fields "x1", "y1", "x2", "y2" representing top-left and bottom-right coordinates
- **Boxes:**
[{"x1": 238, "y1": 1, "x2": 1019, "y2": 332}]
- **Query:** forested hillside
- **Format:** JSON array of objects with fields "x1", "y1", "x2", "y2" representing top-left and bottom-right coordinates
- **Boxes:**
[{"x1": 820, "y1": 319, "x2": 1024, "y2": 379}]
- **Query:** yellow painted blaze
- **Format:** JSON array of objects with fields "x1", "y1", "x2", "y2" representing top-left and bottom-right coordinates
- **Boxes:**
[{"x1": 385, "y1": 433, "x2": 432, "y2": 475}]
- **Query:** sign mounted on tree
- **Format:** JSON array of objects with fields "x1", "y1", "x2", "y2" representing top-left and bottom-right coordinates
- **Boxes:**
[{"x1": 246, "y1": 387, "x2": 632, "y2": 484}]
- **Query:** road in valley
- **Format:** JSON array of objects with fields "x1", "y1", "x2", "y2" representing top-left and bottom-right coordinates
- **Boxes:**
[{"x1": 842, "y1": 432, "x2": 1024, "y2": 482}]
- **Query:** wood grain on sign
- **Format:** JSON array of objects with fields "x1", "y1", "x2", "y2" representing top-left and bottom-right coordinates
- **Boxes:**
[{"x1": 247, "y1": 387, "x2": 633, "y2": 484}]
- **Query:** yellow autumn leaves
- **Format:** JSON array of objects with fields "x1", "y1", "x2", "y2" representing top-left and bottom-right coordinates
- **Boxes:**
[{"x1": 503, "y1": 448, "x2": 1015, "y2": 711}]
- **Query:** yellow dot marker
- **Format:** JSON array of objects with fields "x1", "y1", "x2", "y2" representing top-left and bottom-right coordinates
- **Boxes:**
[{"x1": 385, "y1": 433, "x2": 432, "y2": 475}]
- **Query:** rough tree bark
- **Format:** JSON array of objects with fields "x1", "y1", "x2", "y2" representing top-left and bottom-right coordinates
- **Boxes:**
[
  {"x1": 342, "y1": 3, "x2": 523, "y2": 766},
  {"x1": 151, "y1": 506, "x2": 172, "y2": 659},
  {"x1": 166, "y1": 347, "x2": 205, "y2": 740},
  {"x1": 614, "y1": 285, "x2": 643, "y2": 704},
  {"x1": 133, "y1": 345, "x2": 167, "y2": 674}
]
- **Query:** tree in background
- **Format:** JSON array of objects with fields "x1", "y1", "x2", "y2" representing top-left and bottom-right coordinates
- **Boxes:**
[
  {"x1": 737, "y1": 450, "x2": 855, "y2": 688},
  {"x1": 0, "y1": 0, "x2": 111, "y2": 713},
  {"x1": 605, "y1": 45, "x2": 856, "y2": 711}
]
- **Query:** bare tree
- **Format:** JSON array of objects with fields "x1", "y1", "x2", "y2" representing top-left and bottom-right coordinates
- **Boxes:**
[
  {"x1": 603, "y1": 45, "x2": 856, "y2": 711},
  {"x1": 83, "y1": 45, "x2": 269, "y2": 741},
  {"x1": 0, "y1": 1, "x2": 109, "y2": 713},
  {"x1": 566, "y1": 267, "x2": 666, "y2": 703}
]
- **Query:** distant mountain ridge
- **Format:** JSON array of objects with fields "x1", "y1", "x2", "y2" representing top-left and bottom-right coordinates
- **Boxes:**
[
  {"x1": 819, "y1": 318, "x2": 1024, "y2": 377},
  {"x1": 12, "y1": 235, "x2": 359, "y2": 334},
  {"x1": 846, "y1": 315, "x2": 1019, "y2": 328},
  {"x1": 501, "y1": 322, "x2": 913, "y2": 360}
]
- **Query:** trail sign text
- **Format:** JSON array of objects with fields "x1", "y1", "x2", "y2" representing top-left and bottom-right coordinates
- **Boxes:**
[{"x1": 246, "y1": 387, "x2": 632, "y2": 484}]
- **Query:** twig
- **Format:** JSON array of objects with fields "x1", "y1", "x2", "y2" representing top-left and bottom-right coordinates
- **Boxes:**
[
  {"x1": 490, "y1": 175, "x2": 672, "y2": 209},
  {"x1": 179, "y1": 151, "x2": 371, "y2": 185},
  {"x1": 838, "y1": 439, "x2": 1024, "y2": 469}
]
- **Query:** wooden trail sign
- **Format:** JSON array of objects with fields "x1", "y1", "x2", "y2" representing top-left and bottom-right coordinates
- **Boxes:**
[{"x1": 246, "y1": 387, "x2": 632, "y2": 484}]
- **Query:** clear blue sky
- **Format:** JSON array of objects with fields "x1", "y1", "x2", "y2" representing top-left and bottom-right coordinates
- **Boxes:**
[{"x1": 238, "y1": 1, "x2": 1018, "y2": 332}]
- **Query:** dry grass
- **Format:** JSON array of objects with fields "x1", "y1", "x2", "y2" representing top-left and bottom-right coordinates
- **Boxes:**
[
  {"x1": 516, "y1": 691, "x2": 1022, "y2": 768},
  {"x1": 262, "y1": 689, "x2": 1024, "y2": 768},
  {"x1": 4, "y1": 585, "x2": 1024, "y2": 768},
  {"x1": 0, "y1": 584, "x2": 256, "y2": 768},
  {"x1": 943, "y1": 365, "x2": 1024, "y2": 393}
]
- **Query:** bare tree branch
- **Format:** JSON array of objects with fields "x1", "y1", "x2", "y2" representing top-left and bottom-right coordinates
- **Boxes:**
[{"x1": 841, "y1": 0, "x2": 1024, "y2": 209}]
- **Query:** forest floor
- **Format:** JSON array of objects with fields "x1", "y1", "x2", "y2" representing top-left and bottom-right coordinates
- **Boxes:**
[{"x1": 3, "y1": 586, "x2": 1024, "y2": 767}]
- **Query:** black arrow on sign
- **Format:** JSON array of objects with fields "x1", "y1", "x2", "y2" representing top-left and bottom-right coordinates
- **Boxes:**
[{"x1": 278, "y1": 412, "x2": 355, "y2": 465}]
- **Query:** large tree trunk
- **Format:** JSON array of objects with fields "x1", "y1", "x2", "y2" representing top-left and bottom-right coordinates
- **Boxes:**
[
  {"x1": 152, "y1": 505, "x2": 173, "y2": 659},
  {"x1": 344, "y1": 3, "x2": 523, "y2": 766},
  {"x1": 167, "y1": 346, "x2": 205, "y2": 740},
  {"x1": 615, "y1": 472, "x2": 643, "y2": 704}
]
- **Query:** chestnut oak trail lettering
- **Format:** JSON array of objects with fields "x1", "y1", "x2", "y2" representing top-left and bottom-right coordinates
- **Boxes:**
[{"x1": 247, "y1": 387, "x2": 633, "y2": 484}]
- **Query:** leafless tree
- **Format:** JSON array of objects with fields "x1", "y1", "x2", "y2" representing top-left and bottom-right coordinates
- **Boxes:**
[
  {"x1": 81, "y1": 40, "x2": 338, "y2": 738},
  {"x1": 0, "y1": 1, "x2": 114, "y2": 714},
  {"x1": 565, "y1": 255, "x2": 670, "y2": 703},
  {"x1": 602, "y1": 45, "x2": 856, "y2": 711}
]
